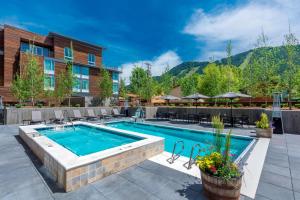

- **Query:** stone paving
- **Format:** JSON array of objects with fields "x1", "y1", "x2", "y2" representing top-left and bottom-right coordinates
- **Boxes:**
[{"x1": 0, "y1": 121, "x2": 299, "y2": 200}]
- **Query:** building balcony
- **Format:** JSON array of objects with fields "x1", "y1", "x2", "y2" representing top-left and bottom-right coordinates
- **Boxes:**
[{"x1": 104, "y1": 66, "x2": 122, "y2": 72}]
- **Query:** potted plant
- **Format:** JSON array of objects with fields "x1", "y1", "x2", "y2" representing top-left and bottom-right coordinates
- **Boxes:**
[
  {"x1": 255, "y1": 113, "x2": 272, "y2": 138},
  {"x1": 196, "y1": 116, "x2": 242, "y2": 200}
]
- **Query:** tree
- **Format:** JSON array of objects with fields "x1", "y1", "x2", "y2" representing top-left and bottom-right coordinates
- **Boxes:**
[
  {"x1": 129, "y1": 66, "x2": 148, "y2": 99},
  {"x1": 180, "y1": 74, "x2": 200, "y2": 96},
  {"x1": 99, "y1": 68, "x2": 113, "y2": 101},
  {"x1": 54, "y1": 72, "x2": 67, "y2": 106},
  {"x1": 220, "y1": 66, "x2": 242, "y2": 93},
  {"x1": 198, "y1": 63, "x2": 223, "y2": 96},
  {"x1": 282, "y1": 26, "x2": 299, "y2": 109},
  {"x1": 119, "y1": 78, "x2": 127, "y2": 99},
  {"x1": 160, "y1": 65, "x2": 173, "y2": 95},
  {"x1": 64, "y1": 41, "x2": 75, "y2": 107},
  {"x1": 11, "y1": 74, "x2": 28, "y2": 103},
  {"x1": 65, "y1": 61, "x2": 76, "y2": 107},
  {"x1": 22, "y1": 49, "x2": 44, "y2": 106},
  {"x1": 242, "y1": 31, "x2": 280, "y2": 102}
]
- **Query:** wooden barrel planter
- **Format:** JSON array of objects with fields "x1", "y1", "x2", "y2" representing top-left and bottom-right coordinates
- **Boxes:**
[{"x1": 200, "y1": 170, "x2": 242, "y2": 200}]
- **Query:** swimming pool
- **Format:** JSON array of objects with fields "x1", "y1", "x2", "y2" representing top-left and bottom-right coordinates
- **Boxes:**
[
  {"x1": 107, "y1": 121, "x2": 254, "y2": 161},
  {"x1": 36, "y1": 124, "x2": 143, "y2": 156}
]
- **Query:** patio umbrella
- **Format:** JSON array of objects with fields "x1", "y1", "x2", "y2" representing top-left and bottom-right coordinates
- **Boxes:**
[
  {"x1": 161, "y1": 95, "x2": 181, "y2": 105},
  {"x1": 213, "y1": 92, "x2": 251, "y2": 127},
  {"x1": 161, "y1": 95, "x2": 181, "y2": 114},
  {"x1": 182, "y1": 93, "x2": 209, "y2": 113}
]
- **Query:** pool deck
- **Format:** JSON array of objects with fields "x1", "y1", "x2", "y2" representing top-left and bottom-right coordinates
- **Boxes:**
[{"x1": 1, "y1": 121, "x2": 300, "y2": 200}]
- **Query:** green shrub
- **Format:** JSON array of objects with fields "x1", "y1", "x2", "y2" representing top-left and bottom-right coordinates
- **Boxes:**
[
  {"x1": 281, "y1": 103, "x2": 288, "y2": 108},
  {"x1": 37, "y1": 103, "x2": 43, "y2": 108},
  {"x1": 15, "y1": 104, "x2": 22, "y2": 108},
  {"x1": 261, "y1": 104, "x2": 267, "y2": 108},
  {"x1": 255, "y1": 113, "x2": 269, "y2": 129},
  {"x1": 233, "y1": 104, "x2": 243, "y2": 108},
  {"x1": 75, "y1": 104, "x2": 81, "y2": 107},
  {"x1": 294, "y1": 104, "x2": 300, "y2": 109}
]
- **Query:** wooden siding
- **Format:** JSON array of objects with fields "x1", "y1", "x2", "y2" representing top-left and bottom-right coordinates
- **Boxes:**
[{"x1": 0, "y1": 25, "x2": 107, "y2": 103}]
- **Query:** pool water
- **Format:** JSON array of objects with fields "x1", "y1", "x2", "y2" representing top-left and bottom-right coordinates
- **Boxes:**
[
  {"x1": 107, "y1": 122, "x2": 254, "y2": 161},
  {"x1": 36, "y1": 125, "x2": 143, "y2": 156}
]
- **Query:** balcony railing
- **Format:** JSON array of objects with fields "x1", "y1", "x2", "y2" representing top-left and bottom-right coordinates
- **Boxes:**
[{"x1": 104, "y1": 66, "x2": 122, "y2": 72}]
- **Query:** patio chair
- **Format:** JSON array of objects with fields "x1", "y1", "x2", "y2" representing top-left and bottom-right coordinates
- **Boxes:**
[
  {"x1": 99, "y1": 108, "x2": 112, "y2": 119},
  {"x1": 112, "y1": 108, "x2": 126, "y2": 118},
  {"x1": 84, "y1": 109, "x2": 98, "y2": 121},
  {"x1": 70, "y1": 110, "x2": 84, "y2": 121},
  {"x1": 23, "y1": 111, "x2": 46, "y2": 125},
  {"x1": 199, "y1": 113, "x2": 210, "y2": 125},
  {"x1": 50, "y1": 110, "x2": 65, "y2": 124}
]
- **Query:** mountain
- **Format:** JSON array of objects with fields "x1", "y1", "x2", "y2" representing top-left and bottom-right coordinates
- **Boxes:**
[{"x1": 157, "y1": 45, "x2": 300, "y2": 79}]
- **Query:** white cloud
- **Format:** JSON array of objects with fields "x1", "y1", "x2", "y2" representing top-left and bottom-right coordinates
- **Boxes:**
[
  {"x1": 121, "y1": 51, "x2": 182, "y2": 85},
  {"x1": 183, "y1": 0, "x2": 300, "y2": 60}
]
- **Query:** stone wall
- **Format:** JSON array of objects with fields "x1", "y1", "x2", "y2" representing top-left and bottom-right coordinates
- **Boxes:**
[
  {"x1": 8, "y1": 106, "x2": 300, "y2": 134},
  {"x1": 19, "y1": 127, "x2": 164, "y2": 192}
]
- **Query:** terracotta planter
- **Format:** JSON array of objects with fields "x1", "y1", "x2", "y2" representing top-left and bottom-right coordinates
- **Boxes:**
[
  {"x1": 256, "y1": 127, "x2": 272, "y2": 138},
  {"x1": 200, "y1": 170, "x2": 242, "y2": 200}
]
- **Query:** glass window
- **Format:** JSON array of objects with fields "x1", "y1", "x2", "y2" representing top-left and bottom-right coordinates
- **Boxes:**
[
  {"x1": 112, "y1": 72, "x2": 119, "y2": 81},
  {"x1": 21, "y1": 42, "x2": 50, "y2": 57},
  {"x1": 44, "y1": 59, "x2": 54, "y2": 72},
  {"x1": 113, "y1": 83, "x2": 119, "y2": 94},
  {"x1": 20, "y1": 42, "x2": 30, "y2": 52},
  {"x1": 44, "y1": 75, "x2": 55, "y2": 90},
  {"x1": 88, "y1": 53, "x2": 95, "y2": 66},
  {"x1": 64, "y1": 47, "x2": 73, "y2": 60},
  {"x1": 72, "y1": 65, "x2": 89, "y2": 93},
  {"x1": 44, "y1": 59, "x2": 55, "y2": 90}
]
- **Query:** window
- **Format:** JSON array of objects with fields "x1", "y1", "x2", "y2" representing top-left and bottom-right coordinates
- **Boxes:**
[
  {"x1": 113, "y1": 83, "x2": 119, "y2": 94},
  {"x1": 20, "y1": 42, "x2": 50, "y2": 57},
  {"x1": 72, "y1": 65, "x2": 89, "y2": 93},
  {"x1": 112, "y1": 72, "x2": 119, "y2": 81},
  {"x1": 88, "y1": 53, "x2": 95, "y2": 66},
  {"x1": 64, "y1": 47, "x2": 73, "y2": 60},
  {"x1": 44, "y1": 59, "x2": 55, "y2": 90}
]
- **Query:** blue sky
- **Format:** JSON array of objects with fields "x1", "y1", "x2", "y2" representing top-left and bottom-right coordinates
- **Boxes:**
[{"x1": 0, "y1": 0, "x2": 299, "y2": 83}]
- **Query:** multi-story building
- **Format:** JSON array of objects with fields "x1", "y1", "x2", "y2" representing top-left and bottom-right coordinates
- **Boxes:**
[{"x1": 0, "y1": 24, "x2": 121, "y2": 105}]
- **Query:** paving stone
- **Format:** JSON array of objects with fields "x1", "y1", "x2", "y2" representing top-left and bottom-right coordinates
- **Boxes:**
[
  {"x1": 295, "y1": 192, "x2": 300, "y2": 200},
  {"x1": 254, "y1": 194, "x2": 272, "y2": 200},
  {"x1": 292, "y1": 178, "x2": 300, "y2": 193},
  {"x1": 54, "y1": 185, "x2": 107, "y2": 200},
  {"x1": 262, "y1": 163, "x2": 291, "y2": 177},
  {"x1": 91, "y1": 174, "x2": 128, "y2": 195},
  {"x1": 260, "y1": 171, "x2": 292, "y2": 190},
  {"x1": 256, "y1": 182, "x2": 294, "y2": 200}
]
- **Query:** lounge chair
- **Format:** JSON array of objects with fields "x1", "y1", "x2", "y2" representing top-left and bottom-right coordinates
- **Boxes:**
[
  {"x1": 23, "y1": 111, "x2": 46, "y2": 125},
  {"x1": 70, "y1": 110, "x2": 84, "y2": 121},
  {"x1": 50, "y1": 110, "x2": 65, "y2": 124},
  {"x1": 99, "y1": 108, "x2": 112, "y2": 119},
  {"x1": 112, "y1": 108, "x2": 126, "y2": 118},
  {"x1": 84, "y1": 109, "x2": 98, "y2": 121}
]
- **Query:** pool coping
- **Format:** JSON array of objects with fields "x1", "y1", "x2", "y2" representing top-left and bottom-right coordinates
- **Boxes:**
[
  {"x1": 105, "y1": 120, "x2": 257, "y2": 163},
  {"x1": 20, "y1": 121, "x2": 164, "y2": 170},
  {"x1": 19, "y1": 121, "x2": 165, "y2": 191}
]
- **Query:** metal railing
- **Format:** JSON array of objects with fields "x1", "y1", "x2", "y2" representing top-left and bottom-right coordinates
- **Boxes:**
[
  {"x1": 183, "y1": 144, "x2": 201, "y2": 169},
  {"x1": 167, "y1": 140, "x2": 184, "y2": 164}
]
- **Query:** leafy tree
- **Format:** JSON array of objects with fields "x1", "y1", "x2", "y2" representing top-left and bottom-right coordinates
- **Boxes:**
[
  {"x1": 99, "y1": 68, "x2": 113, "y2": 101},
  {"x1": 119, "y1": 78, "x2": 127, "y2": 99},
  {"x1": 54, "y1": 72, "x2": 67, "y2": 106},
  {"x1": 11, "y1": 74, "x2": 28, "y2": 103},
  {"x1": 22, "y1": 50, "x2": 44, "y2": 106},
  {"x1": 282, "y1": 27, "x2": 299, "y2": 109},
  {"x1": 64, "y1": 61, "x2": 75, "y2": 107},
  {"x1": 160, "y1": 65, "x2": 174, "y2": 95},
  {"x1": 63, "y1": 41, "x2": 76, "y2": 107},
  {"x1": 129, "y1": 66, "x2": 148, "y2": 99},
  {"x1": 220, "y1": 66, "x2": 242, "y2": 93},
  {"x1": 180, "y1": 74, "x2": 200, "y2": 96},
  {"x1": 198, "y1": 63, "x2": 222, "y2": 96},
  {"x1": 242, "y1": 31, "x2": 280, "y2": 102}
]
